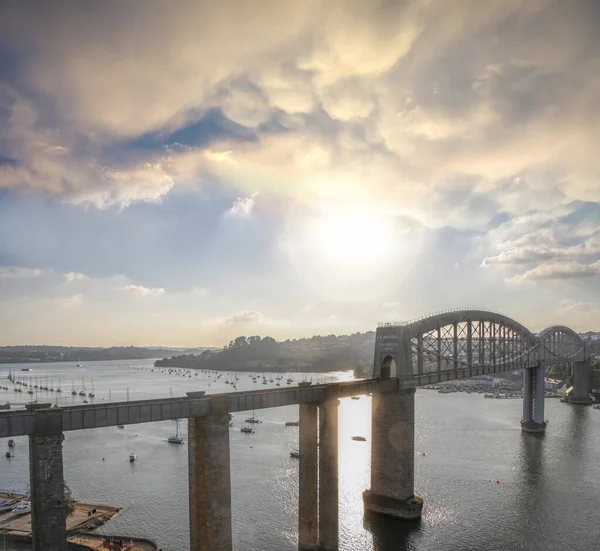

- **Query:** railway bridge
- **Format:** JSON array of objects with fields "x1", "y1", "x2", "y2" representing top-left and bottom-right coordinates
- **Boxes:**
[{"x1": 0, "y1": 309, "x2": 592, "y2": 551}]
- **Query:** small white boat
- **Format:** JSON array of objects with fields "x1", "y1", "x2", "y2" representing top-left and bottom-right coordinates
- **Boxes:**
[
  {"x1": 0, "y1": 498, "x2": 17, "y2": 512},
  {"x1": 129, "y1": 453, "x2": 137, "y2": 462},
  {"x1": 12, "y1": 502, "x2": 31, "y2": 515},
  {"x1": 168, "y1": 419, "x2": 184, "y2": 444}
]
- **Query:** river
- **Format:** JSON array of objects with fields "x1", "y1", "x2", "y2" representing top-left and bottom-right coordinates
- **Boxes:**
[{"x1": 1, "y1": 360, "x2": 599, "y2": 551}]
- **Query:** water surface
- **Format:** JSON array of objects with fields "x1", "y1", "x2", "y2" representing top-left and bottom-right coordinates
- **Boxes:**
[{"x1": 1, "y1": 361, "x2": 599, "y2": 550}]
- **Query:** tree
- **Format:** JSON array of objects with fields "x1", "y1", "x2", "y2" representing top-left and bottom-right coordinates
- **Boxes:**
[
  {"x1": 234, "y1": 336, "x2": 248, "y2": 348},
  {"x1": 64, "y1": 481, "x2": 75, "y2": 518}
]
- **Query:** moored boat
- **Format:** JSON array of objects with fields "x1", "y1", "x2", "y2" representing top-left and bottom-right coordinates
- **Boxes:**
[
  {"x1": 168, "y1": 419, "x2": 184, "y2": 444},
  {"x1": 12, "y1": 502, "x2": 31, "y2": 515}
]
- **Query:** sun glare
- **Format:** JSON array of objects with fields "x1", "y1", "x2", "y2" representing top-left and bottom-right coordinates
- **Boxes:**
[{"x1": 307, "y1": 208, "x2": 395, "y2": 265}]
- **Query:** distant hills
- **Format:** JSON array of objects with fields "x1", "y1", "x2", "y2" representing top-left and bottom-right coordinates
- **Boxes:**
[
  {"x1": 156, "y1": 332, "x2": 377, "y2": 375},
  {"x1": 0, "y1": 345, "x2": 213, "y2": 364}
]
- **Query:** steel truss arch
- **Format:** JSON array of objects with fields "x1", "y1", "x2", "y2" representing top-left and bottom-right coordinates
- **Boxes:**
[{"x1": 537, "y1": 325, "x2": 586, "y2": 364}]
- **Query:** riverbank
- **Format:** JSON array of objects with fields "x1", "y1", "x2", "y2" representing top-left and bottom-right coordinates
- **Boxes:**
[
  {"x1": 0, "y1": 493, "x2": 160, "y2": 550},
  {"x1": 0, "y1": 493, "x2": 120, "y2": 537}
]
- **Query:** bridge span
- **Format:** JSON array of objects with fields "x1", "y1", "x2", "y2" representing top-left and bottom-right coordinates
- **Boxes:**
[{"x1": 0, "y1": 309, "x2": 593, "y2": 551}]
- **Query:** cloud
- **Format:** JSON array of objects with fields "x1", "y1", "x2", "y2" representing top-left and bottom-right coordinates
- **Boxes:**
[
  {"x1": 224, "y1": 310, "x2": 267, "y2": 324},
  {"x1": 558, "y1": 299, "x2": 598, "y2": 313},
  {"x1": 223, "y1": 310, "x2": 290, "y2": 328},
  {"x1": 64, "y1": 271, "x2": 89, "y2": 282},
  {"x1": 0, "y1": 0, "x2": 596, "y2": 221},
  {"x1": 481, "y1": 202, "x2": 600, "y2": 282},
  {"x1": 54, "y1": 293, "x2": 83, "y2": 307},
  {"x1": 121, "y1": 285, "x2": 165, "y2": 297},
  {"x1": 0, "y1": 266, "x2": 42, "y2": 279},
  {"x1": 509, "y1": 260, "x2": 600, "y2": 283},
  {"x1": 227, "y1": 193, "x2": 258, "y2": 217}
]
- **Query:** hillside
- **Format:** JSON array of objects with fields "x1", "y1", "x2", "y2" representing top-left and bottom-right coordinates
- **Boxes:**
[
  {"x1": 0, "y1": 345, "x2": 193, "y2": 364},
  {"x1": 155, "y1": 333, "x2": 377, "y2": 374}
]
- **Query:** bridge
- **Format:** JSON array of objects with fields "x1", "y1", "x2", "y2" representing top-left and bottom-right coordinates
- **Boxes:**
[{"x1": 0, "y1": 309, "x2": 593, "y2": 551}]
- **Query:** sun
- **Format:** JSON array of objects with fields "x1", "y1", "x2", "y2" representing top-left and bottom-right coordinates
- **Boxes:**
[{"x1": 307, "y1": 207, "x2": 394, "y2": 265}]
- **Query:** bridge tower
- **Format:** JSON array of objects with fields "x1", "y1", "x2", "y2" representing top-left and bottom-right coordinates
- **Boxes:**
[{"x1": 363, "y1": 324, "x2": 423, "y2": 520}]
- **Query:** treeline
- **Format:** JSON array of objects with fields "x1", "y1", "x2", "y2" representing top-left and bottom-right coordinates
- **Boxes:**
[
  {"x1": 0, "y1": 345, "x2": 179, "y2": 364},
  {"x1": 155, "y1": 333, "x2": 376, "y2": 374}
]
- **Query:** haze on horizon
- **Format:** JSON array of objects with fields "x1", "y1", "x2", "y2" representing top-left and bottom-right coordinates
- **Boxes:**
[{"x1": 0, "y1": 0, "x2": 599, "y2": 348}]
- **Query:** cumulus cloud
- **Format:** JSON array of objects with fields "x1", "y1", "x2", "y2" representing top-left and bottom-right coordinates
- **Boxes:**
[
  {"x1": 121, "y1": 285, "x2": 165, "y2": 297},
  {"x1": 509, "y1": 260, "x2": 600, "y2": 283},
  {"x1": 64, "y1": 271, "x2": 89, "y2": 282},
  {"x1": 0, "y1": 0, "x2": 597, "y2": 221},
  {"x1": 482, "y1": 202, "x2": 600, "y2": 282},
  {"x1": 223, "y1": 310, "x2": 290, "y2": 328},
  {"x1": 54, "y1": 293, "x2": 83, "y2": 307},
  {"x1": 0, "y1": 266, "x2": 42, "y2": 279},
  {"x1": 558, "y1": 299, "x2": 599, "y2": 313},
  {"x1": 227, "y1": 193, "x2": 258, "y2": 217},
  {"x1": 225, "y1": 310, "x2": 267, "y2": 324}
]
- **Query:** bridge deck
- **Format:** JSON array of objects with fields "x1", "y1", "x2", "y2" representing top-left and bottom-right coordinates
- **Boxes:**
[{"x1": 0, "y1": 378, "x2": 399, "y2": 438}]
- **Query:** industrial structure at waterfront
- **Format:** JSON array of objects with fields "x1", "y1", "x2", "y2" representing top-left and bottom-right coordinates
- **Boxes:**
[{"x1": 0, "y1": 309, "x2": 594, "y2": 551}]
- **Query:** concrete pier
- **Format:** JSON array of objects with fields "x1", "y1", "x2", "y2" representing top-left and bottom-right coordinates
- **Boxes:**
[
  {"x1": 364, "y1": 388, "x2": 423, "y2": 520},
  {"x1": 570, "y1": 361, "x2": 593, "y2": 404},
  {"x1": 28, "y1": 405, "x2": 67, "y2": 551},
  {"x1": 522, "y1": 367, "x2": 533, "y2": 424},
  {"x1": 318, "y1": 398, "x2": 339, "y2": 551},
  {"x1": 521, "y1": 366, "x2": 546, "y2": 433},
  {"x1": 298, "y1": 403, "x2": 319, "y2": 551},
  {"x1": 188, "y1": 396, "x2": 232, "y2": 551},
  {"x1": 534, "y1": 365, "x2": 545, "y2": 424}
]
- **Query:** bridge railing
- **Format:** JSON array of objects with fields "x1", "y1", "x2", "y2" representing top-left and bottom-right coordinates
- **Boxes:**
[{"x1": 377, "y1": 307, "x2": 514, "y2": 328}]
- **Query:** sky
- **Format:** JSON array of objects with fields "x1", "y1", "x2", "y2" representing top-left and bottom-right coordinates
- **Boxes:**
[{"x1": 0, "y1": 0, "x2": 599, "y2": 346}]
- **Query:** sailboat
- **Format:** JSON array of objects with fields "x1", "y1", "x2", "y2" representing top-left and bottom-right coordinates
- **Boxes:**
[
  {"x1": 168, "y1": 419, "x2": 184, "y2": 444},
  {"x1": 78, "y1": 377, "x2": 86, "y2": 396},
  {"x1": 56, "y1": 379, "x2": 62, "y2": 393},
  {"x1": 71, "y1": 380, "x2": 77, "y2": 396},
  {"x1": 245, "y1": 410, "x2": 261, "y2": 424},
  {"x1": 88, "y1": 379, "x2": 95, "y2": 398}
]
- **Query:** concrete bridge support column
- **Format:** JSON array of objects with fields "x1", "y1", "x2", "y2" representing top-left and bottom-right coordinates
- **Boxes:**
[
  {"x1": 298, "y1": 403, "x2": 318, "y2": 551},
  {"x1": 188, "y1": 396, "x2": 232, "y2": 551},
  {"x1": 363, "y1": 388, "x2": 423, "y2": 520},
  {"x1": 521, "y1": 366, "x2": 545, "y2": 433},
  {"x1": 570, "y1": 360, "x2": 593, "y2": 405},
  {"x1": 534, "y1": 365, "x2": 545, "y2": 424},
  {"x1": 318, "y1": 398, "x2": 339, "y2": 551},
  {"x1": 28, "y1": 405, "x2": 67, "y2": 551},
  {"x1": 522, "y1": 368, "x2": 533, "y2": 424}
]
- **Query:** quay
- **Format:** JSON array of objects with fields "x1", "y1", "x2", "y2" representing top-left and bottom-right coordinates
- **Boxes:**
[
  {"x1": 0, "y1": 310, "x2": 594, "y2": 551},
  {"x1": 0, "y1": 495, "x2": 122, "y2": 549}
]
